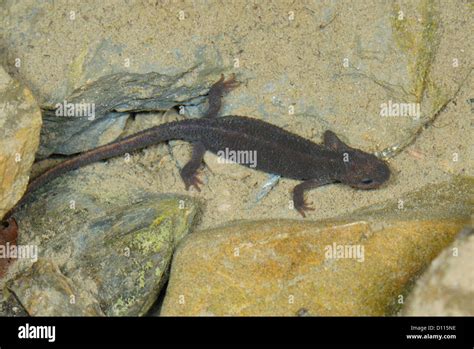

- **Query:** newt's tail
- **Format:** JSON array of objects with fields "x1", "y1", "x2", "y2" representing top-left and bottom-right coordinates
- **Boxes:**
[{"x1": 2, "y1": 121, "x2": 186, "y2": 221}]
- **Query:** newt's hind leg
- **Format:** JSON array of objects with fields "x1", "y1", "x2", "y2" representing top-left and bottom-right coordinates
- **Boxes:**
[
  {"x1": 203, "y1": 74, "x2": 240, "y2": 118},
  {"x1": 292, "y1": 178, "x2": 333, "y2": 217},
  {"x1": 180, "y1": 142, "x2": 206, "y2": 191}
]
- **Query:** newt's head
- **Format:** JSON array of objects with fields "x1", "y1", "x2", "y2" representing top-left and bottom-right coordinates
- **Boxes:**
[{"x1": 324, "y1": 131, "x2": 390, "y2": 189}]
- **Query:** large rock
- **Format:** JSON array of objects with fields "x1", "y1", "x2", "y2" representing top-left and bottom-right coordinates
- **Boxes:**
[
  {"x1": 402, "y1": 230, "x2": 474, "y2": 316},
  {"x1": 160, "y1": 219, "x2": 465, "y2": 316},
  {"x1": 37, "y1": 71, "x2": 216, "y2": 157},
  {"x1": 0, "y1": 66, "x2": 42, "y2": 218},
  {"x1": 5, "y1": 193, "x2": 197, "y2": 316},
  {"x1": 2, "y1": 151, "x2": 199, "y2": 315}
]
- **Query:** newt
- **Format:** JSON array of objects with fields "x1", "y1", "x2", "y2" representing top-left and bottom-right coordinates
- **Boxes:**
[{"x1": 1, "y1": 74, "x2": 390, "y2": 230}]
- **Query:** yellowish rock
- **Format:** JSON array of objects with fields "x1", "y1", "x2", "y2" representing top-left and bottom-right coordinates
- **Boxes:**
[
  {"x1": 402, "y1": 231, "x2": 474, "y2": 316},
  {"x1": 0, "y1": 67, "x2": 42, "y2": 218},
  {"x1": 161, "y1": 219, "x2": 466, "y2": 316}
]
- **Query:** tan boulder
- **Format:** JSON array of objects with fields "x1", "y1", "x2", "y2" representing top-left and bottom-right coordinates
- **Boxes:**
[
  {"x1": 0, "y1": 67, "x2": 42, "y2": 219},
  {"x1": 161, "y1": 219, "x2": 465, "y2": 316}
]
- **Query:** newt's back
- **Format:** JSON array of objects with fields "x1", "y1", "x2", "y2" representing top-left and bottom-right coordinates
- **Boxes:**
[{"x1": 176, "y1": 115, "x2": 341, "y2": 180}]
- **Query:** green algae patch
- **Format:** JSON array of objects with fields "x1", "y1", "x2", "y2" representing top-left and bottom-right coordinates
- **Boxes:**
[{"x1": 90, "y1": 195, "x2": 198, "y2": 316}]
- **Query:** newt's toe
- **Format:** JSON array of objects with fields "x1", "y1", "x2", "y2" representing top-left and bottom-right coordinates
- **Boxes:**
[
  {"x1": 182, "y1": 171, "x2": 204, "y2": 192},
  {"x1": 295, "y1": 201, "x2": 315, "y2": 218},
  {"x1": 222, "y1": 74, "x2": 240, "y2": 92}
]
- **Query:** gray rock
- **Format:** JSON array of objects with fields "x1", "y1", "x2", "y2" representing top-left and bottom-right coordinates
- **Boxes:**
[
  {"x1": 5, "y1": 158, "x2": 199, "y2": 316},
  {"x1": 8, "y1": 259, "x2": 104, "y2": 316},
  {"x1": 0, "y1": 288, "x2": 28, "y2": 317},
  {"x1": 38, "y1": 70, "x2": 216, "y2": 157}
]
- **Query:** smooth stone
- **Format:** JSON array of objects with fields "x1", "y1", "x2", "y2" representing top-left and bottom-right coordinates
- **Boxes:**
[
  {"x1": 0, "y1": 66, "x2": 42, "y2": 218},
  {"x1": 402, "y1": 229, "x2": 474, "y2": 316},
  {"x1": 160, "y1": 218, "x2": 466, "y2": 316}
]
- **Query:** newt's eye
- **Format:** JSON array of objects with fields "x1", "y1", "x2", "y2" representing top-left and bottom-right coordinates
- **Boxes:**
[{"x1": 361, "y1": 178, "x2": 373, "y2": 185}]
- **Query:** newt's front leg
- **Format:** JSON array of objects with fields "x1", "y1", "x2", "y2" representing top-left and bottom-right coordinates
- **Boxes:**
[
  {"x1": 204, "y1": 74, "x2": 240, "y2": 118},
  {"x1": 292, "y1": 178, "x2": 333, "y2": 217}
]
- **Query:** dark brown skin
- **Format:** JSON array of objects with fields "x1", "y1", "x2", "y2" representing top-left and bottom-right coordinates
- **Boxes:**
[{"x1": 1, "y1": 74, "x2": 390, "y2": 226}]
